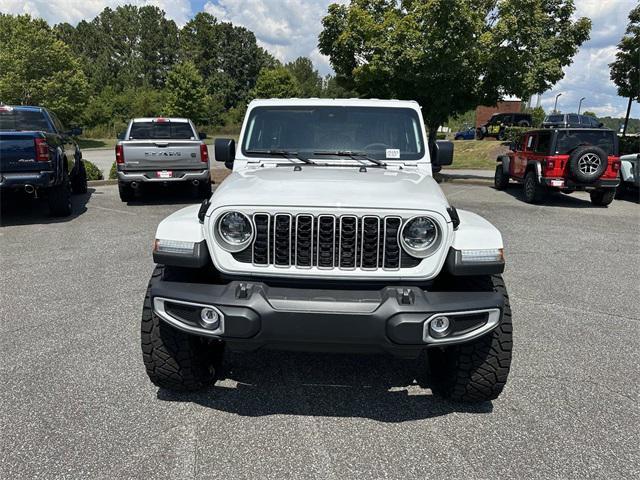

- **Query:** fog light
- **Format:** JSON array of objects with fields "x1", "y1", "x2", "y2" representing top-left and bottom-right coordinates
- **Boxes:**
[
  {"x1": 200, "y1": 307, "x2": 220, "y2": 330},
  {"x1": 429, "y1": 316, "x2": 451, "y2": 338}
]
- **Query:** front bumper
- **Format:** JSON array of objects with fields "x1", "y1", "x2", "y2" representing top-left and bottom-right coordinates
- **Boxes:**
[
  {"x1": 150, "y1": 278, "x2": 505, "y2": 357},
  {"x1": 117, "y1": 169, "x2": 210, "y2": 184},
  {"x1": 0, "y1": 171, "x2": 55, "y2": 189}
]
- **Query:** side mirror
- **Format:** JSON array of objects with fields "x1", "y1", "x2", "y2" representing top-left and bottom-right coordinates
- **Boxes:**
[
  {"x1": 199, "y1": 132, "x2": 207, "y2": 140},
  {"x1": 215, "y1": 138, "x2": 236, "y2": 169},
  {"x1": 433, "y1": 140, "x2": 454, "y2": 166},
  {"x1": 68, "y1": 127, "x2": 83, "y2": 136},
  {"x1": 117, "y1": 131, "x2": 125, "y2": 140}
]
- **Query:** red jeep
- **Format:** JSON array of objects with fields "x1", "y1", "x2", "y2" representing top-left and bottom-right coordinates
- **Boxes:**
[{"x1": 494, "y1": 128, "x2": 620, "y2": 206}]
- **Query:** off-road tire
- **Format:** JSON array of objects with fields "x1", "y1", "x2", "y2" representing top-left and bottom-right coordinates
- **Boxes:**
[
  {"x1": 428, "y1": 275, "x2": 512, "y2": 403},
  {"x1": 141, "y1": 266, "x2": 220, "y2": 391},
  {"x1": 118, "y1": 182, "x2": 134, "y2": 202},
  {"x1": 71, "y1": 162, "x2": 88, "y2": 194},
  {"x1": 589, "y1": 188, "x2": 615, "y2": 207},
  {"x1": 524, "y1": 170, "x2": 545, "y2": 204},
  {"x1": 494, "y1": 164, "x2": 509, "y2": 190},
  {"x1": 568, "y1": 146, "x2": 608, "y2": 183},
  {"x1": 48, "y1": 176, "x2": 72, "y2": 217}
]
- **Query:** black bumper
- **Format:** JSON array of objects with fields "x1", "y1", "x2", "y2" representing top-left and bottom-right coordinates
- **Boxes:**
[
  {"x1": 0, "y1": 171, "x2": 55, "y2": 189},
  {"x1": 150, "y1": 278, "x2": 505, "y2": 358},
  {"x1": 541, "y1": 177, "x2": 620, "y2": 189}
]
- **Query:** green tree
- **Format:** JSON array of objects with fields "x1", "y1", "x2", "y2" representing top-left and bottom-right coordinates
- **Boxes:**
[
  {"x1": 286, "y1": 57, "x2": 323, "y2": 97},
  {"x1": 0, "y1": 14, "x2": 88, "y2": 124},
  {"x1": 610, "y1": 4, "x2": 639, "y2": 136},
  {"x1": 524, "y1": 106, "x2": 546, "y2": 127},
  {"x1": 582, "y1": 111, "x2": 597, "y2": 118},
  {"x1": 319, "y1": 0, "x2": 591, "y2": 146},
  {"x1": 163, "y1": 61, "x2": 208, "y2": 123},
  {"x1": 252, "y1": 67, "x2": 302, "y2": 99}
]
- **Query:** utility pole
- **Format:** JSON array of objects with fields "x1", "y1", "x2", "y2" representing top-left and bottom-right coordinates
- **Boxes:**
[
  {"x1": 578, "y1": 97, "x2": 585, "y2": 114},
  {"x1": 553, "y1": 93, "x2": 562, "y2": 113}
]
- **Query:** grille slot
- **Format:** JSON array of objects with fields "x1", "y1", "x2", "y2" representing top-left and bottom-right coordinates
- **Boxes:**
[{"x1": 242, "y1": 213, "x2": 424, "y2": 271}]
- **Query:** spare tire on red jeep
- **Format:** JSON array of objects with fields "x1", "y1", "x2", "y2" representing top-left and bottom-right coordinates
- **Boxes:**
[{"x1": 568, "y1": 146, "x2": 608, "y2": 183}]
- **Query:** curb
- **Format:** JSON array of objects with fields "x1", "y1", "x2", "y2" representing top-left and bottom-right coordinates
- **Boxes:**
[{"x1": 88, "y1": 179, "x2": 118, "y2": 186}]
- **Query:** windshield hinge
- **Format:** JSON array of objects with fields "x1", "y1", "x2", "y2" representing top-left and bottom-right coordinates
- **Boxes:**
[{"x1": 447, "y1": 206, "x2": 460, "y2": 230}]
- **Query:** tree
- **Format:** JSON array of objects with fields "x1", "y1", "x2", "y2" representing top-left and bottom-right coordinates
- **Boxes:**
[
  {"x1": 319, "y1": 0, "x2": 591, "y2": 147},
  {"x1": 610, "y1": 4, "x2": 639, "y2": 136},
  {"x1": 582, "y1": 111, "x2": 597, "y2": 118},
  {"x1": 252, "y1": 67, "x2": 302, "y2": 99},
  {"x1": 524, "y1": 106, "x2": 546, "y2": 127},
  {"x1": 0, "y1": 14, "x2": 88, "y2": 124},
  {"x1": 163, "y1": 61, "x2": 208, "y2": 124},
  {"x1": 285, "y1": 57, "x2": 323, "y2": 97}
]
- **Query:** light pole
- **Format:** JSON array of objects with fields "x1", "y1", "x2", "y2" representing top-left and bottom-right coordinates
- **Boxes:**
[
  {"x1": 553, "y1": 93, "x2": 562, "y2": 113},
  {"x1": 578, "y1": 97, "x2": 586, "y2": 114}
]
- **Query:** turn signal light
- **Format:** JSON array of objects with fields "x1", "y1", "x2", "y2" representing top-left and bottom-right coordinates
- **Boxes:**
[
  {"x1": 115, "y1": 144, "x2": 124, "y2": 164},
  {"x1": 34, "y1": 137, "x2": 49, "y2": 161},
  {"x1": 200, "y1": 143, "x2": 209, "y2": 163}
]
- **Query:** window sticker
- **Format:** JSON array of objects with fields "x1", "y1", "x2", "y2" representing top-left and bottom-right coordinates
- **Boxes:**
[{"x1": 385, "y1": 149, "x2": 400, "y2": 159}]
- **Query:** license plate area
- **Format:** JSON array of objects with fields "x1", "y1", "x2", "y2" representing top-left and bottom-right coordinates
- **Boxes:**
[{"x1": 156, "y1": 170, "x2": 173, "y2": 179}]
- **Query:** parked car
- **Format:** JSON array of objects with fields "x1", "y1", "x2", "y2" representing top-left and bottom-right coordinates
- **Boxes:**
[
  {"x1": 542, "y1": 113, "x2": 604, "y2": 129},
  {"x1": 494, "y1": 128, "x2": 620, "y2": 206},
  {"x1": 0, "y1": 105, "x2": 87, "y2": 216},
  {"x1": 477, "y1": 112, "x2": 532, "y2": 140},
  {"x1": 454, "y1": 125, "x2": 476, "y2": 140},
  {"x1": 618, "y1": 153, "x2": 639, "y2": 199},
  {"x1": 141, "y1": 98, "x2": 513, "y2": 403},
  {"x1": 115, "y1": 117, "x2": 211, "y2": 202}
]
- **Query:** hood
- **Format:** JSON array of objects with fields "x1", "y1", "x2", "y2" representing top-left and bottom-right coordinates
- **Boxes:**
[{"x1": 211, "y1": 166, "x2": 450, "y2": 212}]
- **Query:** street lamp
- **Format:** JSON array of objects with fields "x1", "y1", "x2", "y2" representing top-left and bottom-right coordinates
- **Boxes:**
[
  {"x1": 553, "y1": 93, "x2": 562, "y2": 113},
  {"x1": 578, "y1": 97, "x2": 586, "y2": 114}
]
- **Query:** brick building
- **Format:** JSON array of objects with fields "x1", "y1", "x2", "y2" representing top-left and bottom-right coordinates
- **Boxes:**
[{"x1": 475, "y1": 101, "x2": 523, "y2": 128}]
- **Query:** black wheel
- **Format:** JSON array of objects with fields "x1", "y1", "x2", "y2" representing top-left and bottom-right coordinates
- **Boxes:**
[
  {"x1": 428, "y1": 275, "x2": 512, "y2": 403},
  {"x1": 71, "y1": 162, "x2": 88, "y2": 194},
  {"x1": 568, "y1": 146, "x2": 607, "y2": 183},
  {"x1": 589, "y1": 188, "x2": 615, "y2": 207},
  {"x1": 496, "y1": 129, "x2": 506, "y2": 141},
  {"x1": 524, "y1": 170, "x2": 545, "y2": 204},
  {"x1": 141, "y1": 266, "x2": 221, "y2": 391},
  {"x1": 517, "y1": 120, "x2": 530, "y2": 127},
  {"x1": 197, "y1": 180, "x2": 212, "y2": 199},
  {"x1": 476, "y1": 129, "x2": 484, "y2": 140},
  {"x1": 494, "y1": 164, "x2": 509, "y2": 190},
  {"x1": 48, "y1": 175, "x2": 72, "y2": 217},
  {"x1": 118, "y1": 182, "x2": 134, "y2": 202}
]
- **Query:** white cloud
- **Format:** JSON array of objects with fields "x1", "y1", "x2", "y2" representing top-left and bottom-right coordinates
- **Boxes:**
[
  {"x1": 0, "y1": 0, "x2": 192, "y2": 26},
  {"x1": 203, "y1": 0, "x2": 347, "y2": 74}
]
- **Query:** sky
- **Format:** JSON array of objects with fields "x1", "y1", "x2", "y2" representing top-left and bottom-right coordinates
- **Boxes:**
[{"x1": 0, "y1": 0, "x2": 637, "y2": 118}]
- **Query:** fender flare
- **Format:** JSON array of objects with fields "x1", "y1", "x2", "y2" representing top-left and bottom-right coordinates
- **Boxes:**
[
  {"x1": 526, "y1": 160, "x2": 542, "y2": 182},
  {"x1": 497, "y1": 155, "x2": 511, "y2": 175}
]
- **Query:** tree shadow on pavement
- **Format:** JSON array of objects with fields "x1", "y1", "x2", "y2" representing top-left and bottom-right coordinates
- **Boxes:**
[
  {"x1": 0, "y1": 188, "x2": 95, "y2": 226},
  {"x1": 157, "y1": 350, "x2": 493, "y2": 422}
]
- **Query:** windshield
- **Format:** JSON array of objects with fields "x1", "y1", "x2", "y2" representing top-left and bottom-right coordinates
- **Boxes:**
[
  {"x1": 129, "y1": 122, "x2": 196, "y2": 140},
  {"x1": 242, "y1": 106, "x2": 425, "y2": 160},
  {"x1": 545, "y1": 115, "x2": 563, "y2": 123},
  {"x1": 0, "y1": 109, "x2": 52, "y2": 132},
  {"x1": 556, "y1": 130, "x2": 617, "y2": 155}
]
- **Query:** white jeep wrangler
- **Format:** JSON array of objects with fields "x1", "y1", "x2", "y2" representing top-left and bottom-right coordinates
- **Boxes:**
[{"x1": 142, "y1": 99, "x2": 512, "y2": 403}]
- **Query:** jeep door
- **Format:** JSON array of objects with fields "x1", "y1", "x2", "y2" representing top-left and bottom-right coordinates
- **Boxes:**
[{"x1": 513, "y1": 132, "x2": 536, "y2": 178}]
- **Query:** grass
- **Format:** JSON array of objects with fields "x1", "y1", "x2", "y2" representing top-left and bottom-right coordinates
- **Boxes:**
[
  {"x1": 450, "y1": 140, "x2": 510, "y2": 170},
  {"x1": 77, "y1": 138, "x2": 117, "y2": 150}
]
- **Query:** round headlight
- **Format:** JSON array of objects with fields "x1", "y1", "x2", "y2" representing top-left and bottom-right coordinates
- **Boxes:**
[
  {"x1": 217, "y1": 211, "x2": 253, "y2": 251},
  {"x1": 400, "y1": 216, "x2": 439, "y2": 257}
]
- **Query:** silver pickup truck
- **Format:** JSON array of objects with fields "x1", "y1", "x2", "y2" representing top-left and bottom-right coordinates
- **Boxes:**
[{"x1": 115, "y1": 117, "x2": 211, "y2": 201}]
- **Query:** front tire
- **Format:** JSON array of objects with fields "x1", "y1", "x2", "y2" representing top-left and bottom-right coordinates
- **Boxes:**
[
  {"x1": 141, "y1": 267, "x2": 220, "y2": 391},
  {"x1": 118, "y1": 182, "x2": 134, "y2": 202},
  {"x1": 428, "y1": 275, "x2": 512, "y2": 403},
  {"x1": 524, "y1": 170, "x2": 545, "y2": 204},
  {"x1": 494, "y1": 164, "x2": 509, "y2": 190},
  {"x1": 71, "y1": 162, "x2": 88, "y2": 194},
  {"x1": 590, "y1": 188, "x2": 615, "y2": 206}
]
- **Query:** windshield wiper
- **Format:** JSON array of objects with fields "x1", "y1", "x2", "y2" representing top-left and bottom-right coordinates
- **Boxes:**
[
  {"x1": 245, "y1": 149, "x2": 316, "y2": 165},
  {"x1": 313, "y1": 150, "x2": 387, "y2": 168}
]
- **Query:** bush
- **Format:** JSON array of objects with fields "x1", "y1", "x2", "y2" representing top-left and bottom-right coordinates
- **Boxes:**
[
  {"x1": 503, "y1": 126, "x2": 533, "y2": 144},
  {"x1": 436, "y1": 133, "x2": 447, "y2": 140},
  {"x1": 109, "y1": 161, "x2": 117, "y2": 180},
  {"x1": 619, "y1": 136, "x2": 640, "y2": 155},
  {"x1": 83, "y1": 160, "x2": 103, "y2": 181}
]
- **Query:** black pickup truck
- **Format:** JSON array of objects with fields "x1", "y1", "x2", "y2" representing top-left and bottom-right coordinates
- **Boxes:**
[{"x1": 0, "y1": 105, "x2": 87, "y2": 216}]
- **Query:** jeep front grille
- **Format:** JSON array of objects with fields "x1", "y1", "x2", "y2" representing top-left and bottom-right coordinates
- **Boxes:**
[{"x1": 242, "y1": 214, "x2": 421, "y2": 270}]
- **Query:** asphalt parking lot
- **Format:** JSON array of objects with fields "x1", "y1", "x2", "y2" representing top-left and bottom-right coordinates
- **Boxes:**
[{"x1": 1, "y1": 183, "x2": 638, "y2": 479}]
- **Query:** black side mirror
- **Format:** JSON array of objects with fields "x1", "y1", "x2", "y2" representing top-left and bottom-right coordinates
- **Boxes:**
[
  {"x1": 433, "y1": 140, "x2": 454, "y2": 166},
  {"x1": 199, "y1": 132, "x2": 207, "y2": 140},
  {"x1": 117, "y1": 132, "x2": 125, "y2": 140},
  {"x1": 215, "y1": 138, "x2": 236, "y2": 169},
  {"x1": 68, "y1": 127, "x2": 83, "y2": 136}
]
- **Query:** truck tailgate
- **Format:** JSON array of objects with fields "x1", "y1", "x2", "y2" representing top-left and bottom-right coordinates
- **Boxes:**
[
  {"x1": 121, "y1": 140, "x2": 204, "y2": 170},
  {"x1": 0, "y1": 133, "x2": 40, "y2": 173}
]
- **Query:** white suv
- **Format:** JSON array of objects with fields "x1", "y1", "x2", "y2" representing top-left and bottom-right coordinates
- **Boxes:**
[{"x1": 141, "y1": 99, "x2": 512, "y2": 403}]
